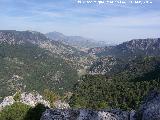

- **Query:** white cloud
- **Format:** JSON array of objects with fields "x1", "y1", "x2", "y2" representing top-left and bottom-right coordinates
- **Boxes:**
[{"x1": 66, "y1": 11, "x2": 160, "y2": 43}]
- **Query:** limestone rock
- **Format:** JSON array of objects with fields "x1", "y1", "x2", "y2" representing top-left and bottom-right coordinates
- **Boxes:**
[
  {"x1": 0, "y1": 96, "x2": 15, "y2": 109},
  {"x1": 0, "y1": 92, "x2": 50, "y2": 110},
  {"x1": 137, "y1": 90, "x2": 160, "y2": 120},
  {"x1": 20, "y1": 92, "x2": 50, "y2": 107},
  {"x1": 40, "y1": 109, "x2": 130, "y2": 120}
]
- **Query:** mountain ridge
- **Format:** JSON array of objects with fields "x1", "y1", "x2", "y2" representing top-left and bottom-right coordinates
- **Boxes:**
[
  {"x1": 0, "y1": 30, "x2": 95, "y2": 70},
  {"x1": 88, "y1": 38, "x2": 160, "y2": 75},
  {"x1": 0, "y1": 30, "x2": 83, "y2": 98},
  {"x1": 96, "y1": 38, "x2": 160, "y2": 58}
]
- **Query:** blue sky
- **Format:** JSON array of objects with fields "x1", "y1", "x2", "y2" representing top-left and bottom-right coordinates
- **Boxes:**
[{"x1": 0, "y1": 0, "x2": 160, "y2": 44}]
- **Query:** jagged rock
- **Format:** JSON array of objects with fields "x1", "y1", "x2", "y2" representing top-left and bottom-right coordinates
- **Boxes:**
[
  {"x1": 40, "y1": 109, "x2": 130, "y2": 120},
  {"x1": 137, "y1": 90, "x2": 160, "y2": 120},
  {"x1": 40, "y1": 109, "x2": 78, "y2": 120}
]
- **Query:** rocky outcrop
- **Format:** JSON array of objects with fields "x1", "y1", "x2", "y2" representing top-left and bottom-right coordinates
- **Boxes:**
[
  {"x1": 136, "y1": 90, "x2": 160, "y2": 120},
  {"x1": 0, "y1": 92, "x2": 50, "y2": 110},
  {"x1": 20, "y1": 92, "x2": 50, "y2": 107},
  {"x1": 40, "y1": 109, "x2": 132, "y2": 120}
]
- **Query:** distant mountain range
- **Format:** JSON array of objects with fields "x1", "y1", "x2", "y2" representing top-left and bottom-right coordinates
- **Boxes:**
[
  {"x1": 88, "y1": 38, "x2": 160, "y2": 75},
  {"x1": 1, "y1": 30, "x2": 96, "y2": 69},
  {"x1": 95, "y1": 38, "x2": 160, "y2": 59},
  {"x1": 0, "y1": 30, "x2": 85, "y2": 57},
  {"x1": 45, "y1": 31, "x2": 108, "y2": 50}
]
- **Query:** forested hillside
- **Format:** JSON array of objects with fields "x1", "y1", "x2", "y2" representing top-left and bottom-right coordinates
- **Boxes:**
[
  {"x1": 70, "y1": 57, "x2": 160, "y2": 110},
  {"x1": 0, "y1": 42, "x2": 78, "y2": 99},
  {"x1": 0, "y1": 30, "x2": 94, "y2": 70}
]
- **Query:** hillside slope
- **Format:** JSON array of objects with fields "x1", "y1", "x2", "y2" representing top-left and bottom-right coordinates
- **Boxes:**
[
  {"x1": 0, "y1": 30, "x2": 92, "y2": 70},
  {"x1": 0, "y1": 30, "x2": 81, "y2": 98}
]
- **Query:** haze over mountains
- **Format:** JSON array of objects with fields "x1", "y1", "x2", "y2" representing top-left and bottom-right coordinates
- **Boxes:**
[{"x1": 45, "y1": 31, "x2": 109, "y2": 50}]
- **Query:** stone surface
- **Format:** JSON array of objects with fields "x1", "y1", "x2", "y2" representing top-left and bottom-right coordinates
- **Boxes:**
[
  {"x1": 40, "y1": 109, "x2": 130, "y2": 120},
  {"x1": 0, "y1": 92, "x2": 50, "y2": 110},
  {"x1": 2, "y1": 90, "x2": 160, "y2": 120},
  {"x1": 130, "y1": 110, "x2": 136, "y2": 120},
  {"x1": 137, "y1": 90, "x2": 160, "y2": 120},
  {"x1": 20, "y1": 92, "x2": 50, "y2": 107},
  {"x1": 0, "y1": 96, "x2": 15, "y2": 110}
]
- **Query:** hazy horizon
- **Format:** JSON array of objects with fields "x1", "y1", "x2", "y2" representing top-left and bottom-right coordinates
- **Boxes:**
[{"x1": 0, "y1": 0, "x2": 160, "y2": 44}]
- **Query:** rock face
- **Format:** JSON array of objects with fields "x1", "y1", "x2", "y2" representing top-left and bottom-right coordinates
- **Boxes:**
[
  {"x1": 137, "y1": 91, "x2": 160, "y2": 120},
  {"x1": 40, "y1": 109, "x2": 131, "y2": 120}
]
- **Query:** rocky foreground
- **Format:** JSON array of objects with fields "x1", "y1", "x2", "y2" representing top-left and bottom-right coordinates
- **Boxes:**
[
  {"x1": 1, "y1": 91, "x2": 160, "y2": 120},
  {"x1": 40, "y1": 91, "x2": 160, "y2": 120},
  {"x1": 40, "y1": 109, "x2": 135, "y2": 120}
]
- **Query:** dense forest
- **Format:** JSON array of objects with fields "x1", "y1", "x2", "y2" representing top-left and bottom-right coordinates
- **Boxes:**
[{"x1": 69, "y1": 57, "x2": 160, "y2": 110}]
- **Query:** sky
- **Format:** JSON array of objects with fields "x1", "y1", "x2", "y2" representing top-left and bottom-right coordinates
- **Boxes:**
[{"x1": 0, "y1": 0, "x2": 160, "y2": 44}]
